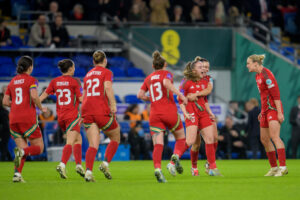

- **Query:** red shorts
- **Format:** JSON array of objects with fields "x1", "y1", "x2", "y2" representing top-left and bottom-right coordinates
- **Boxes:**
[
  {"x1": 58, "y1": 115, "x2": 81, "y2": 134},
  {"x1": 83, "y1": 114, "x2": 118, "y2": 132},
  {"x1": 149, "y1": 113, "x2": 183, "y2": 135},
  {"x1": 185, "y1": 111, "x2": 212, "y2": 130},
  {"x1": 260, "y1": 110, "x2": 278, "y2": 128},
  {"x1": 10, "y1": 121, "x2": 42, "y2": 139}
]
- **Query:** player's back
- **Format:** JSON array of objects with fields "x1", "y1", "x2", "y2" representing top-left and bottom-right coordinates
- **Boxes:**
[
  {"x1": 145, "y1": 70, "x2": 177, "y2": 114},
  {"x1": 47, "y1": 75, "x2": 82, "y2": 120},
  {"x1": 7, "y1": 74, "x2": 37, "y2": 124},
  {"x1": 82, "y1": 66, "x2": 112, "y2": 116}
]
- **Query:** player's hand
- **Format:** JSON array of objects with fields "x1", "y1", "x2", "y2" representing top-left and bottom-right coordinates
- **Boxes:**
[
  {"x1": 110, "y1": 105, "x2": 117, "y2": 114},
  {"x1": 184, "y1": 112, "x2": 193, "y2": 120},
  {"x1": 41, "y1": 107, "x2": 48, "y2": 113},
  {"x1": 187, "y1": 93, "x2": 198, "y2": 101},
  {"x1": 277, "y1": 112, "x2": 284, "y2": 124},
  {"x1": 180, "y1": 94, "x2": 188, "y2": 105},
  {"x1": 209, "y1": 113, "x2": 215, "y2": 120},
  {"x1": 258, "y1": 113, "x2": 261, "y2": 121}
]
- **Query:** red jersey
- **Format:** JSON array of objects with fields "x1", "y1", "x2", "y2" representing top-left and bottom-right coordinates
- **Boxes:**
[
  {"x1": 46, "y1": 75, "x2": 82, "y2": 120},
  {"x1": 255, "y1": 67, "x2": 281, "y2": 114},
  {"x1": 6, "y1": 74, "x2": 38, "y2": 124},
  {"x1": 200, "y1": 75, "x2": 213, "y2": 103},
  {"x1": 140, "y1": 70, "x2": 177, "y2": 114},
  {"x1": 81, "y1": 66, "x2": 113, "y2": 117},
  {"x1": 179, "y1": 79, "x2": 207, "y2": 114}
]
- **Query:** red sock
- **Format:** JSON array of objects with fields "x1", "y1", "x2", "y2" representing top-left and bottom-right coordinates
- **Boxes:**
[
  {"x1": 153, "y1": 144, "x2": 163, "y2": 169},
  {"x1": 73, "y1": 144, "x2": 82, "y2": 165},
  {"x1": 277, "y1": 148, "x2": 286, "y2": 166},
  {"x1": 206, "y1": 144, "x2": 217, "y2": 169},
  {"x1": 190, "y1": 150, "x2": 199, "y2": 168},
  {"x1": 174, "y1": 138, "x2": 186, "y2": 158},
  {"x1": 85, "y1": 147, "x2": 97, "y2": 171},
  {"x1": 105, "y1": 140, "x2": 119, "y2": 163},
  {"x1": 266, "y1": 151, "x2": 278, "y2": 168},
  {"x1": 15, "y1": 156, "x2": 26, "y2": 173},
  {"x1": 214, "y1": 142, "x2": 218, "y2": 152},
  {"x1": 61, "y1": 144, "x2": 72, "y2": 165},
  {"x1": 24, "y1": 146, "x2": 41, "y2": 156}
]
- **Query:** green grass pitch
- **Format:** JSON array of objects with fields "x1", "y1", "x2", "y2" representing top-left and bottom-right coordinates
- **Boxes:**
[{"x1": 0, "y1": 160, "x2": 299, "y2": 200}]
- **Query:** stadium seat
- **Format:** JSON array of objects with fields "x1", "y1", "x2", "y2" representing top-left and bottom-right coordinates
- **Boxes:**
[
  {"x1": 119, "y1": 121, "x2": 131, "y2": 133},
  {"x1": 124, "y1": 94, "x2": 143, "y2": 104},
  {"x1": 74, "y1": 54, "x2": 93, "y2": 68},
  {"x1": 74, "y1": 67, "x2": 86, "y2": 77},
  {"x1": 126, "y1": 67, "x2": 145, "y2": 77},
  {"x1": 0, "y1": 56, "x2": 13, "y2": 65},
  {"x1": 142, "y1": 121, "x2": 150, "y2": 133},
  {"x1": 10, "y1": 35, "x2": 23, "y2": 47},
  {"x1": 53, "y1": 57, "x2": 69, "y2": 66},
  {"x1": 0, "y1": 64, "x2": 15, "y2": 76},
  {"x1": 34, "y1": 57, "x2": 54, "y2": 67},
  {"x1": 32, "y1": 64, "x2": 51, "y2": 77},
  {"x1": 115, "y1": 95, "x2": 122, "y2": 103},
  {"x1": 50, "y1": 67, "x2": 62, "y2": 77},
  {"x1": 14, "y1": 56, "x2": 21, "y2": 64},
  {"x1": 110, "y1": 66, "x2": 127, "y2": 78}
]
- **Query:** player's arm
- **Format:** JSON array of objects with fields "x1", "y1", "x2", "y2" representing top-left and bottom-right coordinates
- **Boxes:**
[
  {"x1": 205, "y1": 102, "x2": 215, "y2": 120},
  {"x1": 39, "y1": 91, "x2": 49, "y2": 103},
  {"x1": 31, "y1": 88, "x2": 46, "y2": 112},
  {"x1": 195, "y1": 82, "x2": 213, "y2": 97},
  {"x1": 104, "y1": 81, "x2": 117, "y2": 114},
  {"x1": 163, "y1": 79, "x2": 187, "y2": 105},
  {"x1": 179, "y1": 103, "x2": 192, "y2": 120},
  {"x1": 137, "y1": 89, "x2": 150, "y2": 101},
  {"x1": 2, "y1": 94, "x2": 11, "y2": 107}
]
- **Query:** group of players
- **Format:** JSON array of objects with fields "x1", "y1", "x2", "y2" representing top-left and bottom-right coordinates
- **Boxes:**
[{"x1": 3, "y1": 50, "x2": 288, "y2": 183}]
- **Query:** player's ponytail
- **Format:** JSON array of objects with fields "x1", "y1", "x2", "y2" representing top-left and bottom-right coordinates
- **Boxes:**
[
  {"x1": 183, "y1": 61, "x2": 199, "y2": 82},
  {"x1": 152, "y1": 50, "x2": 166, "y2": 70},
  {"x1": 93, "y1": 50, "x2": 106, "y2": 65},
  {"x1": 17, "y1": 56, "x2": 33, "y2": 74},
  {"x1": 248, "y1": 54, "x2": 265, "y2": 65},
  {"x1": 58, "y1": 59, "x2": 74, "y2": 73}
]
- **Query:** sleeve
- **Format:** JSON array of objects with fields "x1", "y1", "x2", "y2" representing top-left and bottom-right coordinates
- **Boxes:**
[
  {"x1": 140, "y1": 79, "x2": 148, "y2": 92},
  {"x1": 104, "y1": 70, "x2": 113, "y2": 82},
  {"x1": 178, "y1": 79, "x2": 187, "y2": 104},
  {"x1": 208, "y1": 76, "x2": 214, "y2": 87},
  {"x1": 165, "y1": 72, "x2": 173, "y2": 81},
  {"x1": 74, "y1": 78, "x2": 83, "y2": 97},
  {"x1": 29, "y1": 78, "x2": 38, "y2": 90},
  {"x1": 263, "y1": 70, "x2": 280, "y2": 100},
  {"x1": 45, "y1": 80, "x2": 54, "y2": 95},
  {"x1": 5, "y1": 84, "x2": 11, "y2": 96}
]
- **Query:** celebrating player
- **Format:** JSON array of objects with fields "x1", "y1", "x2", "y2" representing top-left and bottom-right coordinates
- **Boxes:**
[
  {"x1": 187, "y1": 57, "x2": 218, "y2": 175},
  {"x1": 179, "y1": 59, "x2": 221, "y2": 176},
  {"x1": 39, "y1": 59, "x2": 84, "y2": 179},
  {"x1": 137, "y1": 50, "x2": 188, "y2": 183},
  {"x1": 2, "y1": 56, "x2": 46, "y2": 182},
  {"x1": 81, "y1": 50, "x2": 120, "y2": 182},
  {"x1": 246, "y1": 54, "x2": 287, "y2": 176}
]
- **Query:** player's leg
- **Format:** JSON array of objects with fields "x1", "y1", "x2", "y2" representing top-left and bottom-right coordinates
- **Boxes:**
[
  {"x1": 13, "y1": 137, "x2": 28, "y2": 183},
  {"x1": 84, "y1": 123, "x2": 100, "y2": 182},
  {"x1": 212, "y1": 122, "x2": 218, "y2": 152},
  {"x1": 74, "y1": 133, "x2": 84, "y2": 177},
  {"x1": 152, "y1": 131, "x2": 166, "y2": 183},
  {"x1": 168, "y1": 127, "x2": 185, "y2": 175},
  {"x1": 101, "y1": 123, "x2": 120, "y2": 180},
  {"x1": 268, "y1": 120, "x2": 288, "y2": 176},
  {"x1": 190, "y1": 133, "x2": 201, "y2": 176}
]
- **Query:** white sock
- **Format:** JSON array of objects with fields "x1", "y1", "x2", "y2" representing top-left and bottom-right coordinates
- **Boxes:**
[
  {"x1": 103, "y1": 161, "x2": 109, "y2": 167},
  {"x1": 279, "y1": 166, "x2": 286, "y2": 170},
  {"x1": 271, "y1": 167, "x2": 278, "y2": 170}
]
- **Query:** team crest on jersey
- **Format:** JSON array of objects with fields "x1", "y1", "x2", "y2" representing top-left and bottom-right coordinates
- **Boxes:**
[
  {"x1": 196, "y1": 85, "x2": 200, "y2": 88},
  {"x1": 201, "y1": 84, "x2": 205, "y2": 89},
  {"x1": 257, "y1": 79, "x2": 262, "y2": 84}
]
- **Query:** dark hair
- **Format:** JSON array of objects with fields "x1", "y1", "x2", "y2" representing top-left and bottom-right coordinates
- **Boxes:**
[
  {"x1": 125, "y1": 104, "x2": 138, "y2": 113},
  {"x1": 93, "y1": 50, "x2": 106, "y2": 64},
  {"x1": 58, "y1": 59, "x2": 74, "y2": 73},
  {"x1": 152, "y1": 51, "x2": 166, "y2": 70},
  {"x1": 17, "y1": 56, "x2": 33, "y2": 74}
]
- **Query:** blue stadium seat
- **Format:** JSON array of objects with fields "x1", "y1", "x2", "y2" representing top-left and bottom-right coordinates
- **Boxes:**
[
  {"x1": 11, "y1": 35, "x2": 23, "y2": 47},
  {"x1": 53, "y1": 57, "x2": 69, "y2": 66},
  {"x1": 32, "y1": 64, "x2": 51, "y2": 77},
  {"x1": 34, "y1": 57, "x2": 53, "y2": 67},
  {"x1": 142, "y1": 121, "x2": 150, "y2": 133},
  {"x1": 115, "y1": 95, "x2": 122, "y2": 103},
  {"x1": 127, "y1": 67, "x2": 145, "y2": 77},
  {"x1": 110, "y1": 66, "x2": 127, "y2": 78},
  {"x1": 74, "y1": 54, "x2": 93, "y2": 68},
  {"x1": 124, "y1": 94, "x2": 143, "y2": 104},
  {"x1": 119, "y1": 121, "x2": 131, "y2": 133},
  {"x1": 0, "y1": 56, "x2": 13, "y2": 65},
  {"x1": 74, "y1": 67, "x2": 86, "y2": 77},
  {"x1": 0, "y1": 64, "x2": 15, "y2": 76},
  {"x1": 50, "y1": 67, "x2": 62, "y2": 77},
  {"x1": 14, "y1": 56, "x2": 21, "y2": 65}
]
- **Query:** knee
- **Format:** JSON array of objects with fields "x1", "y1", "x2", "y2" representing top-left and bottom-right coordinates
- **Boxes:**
[
  {"x1": 111, "y1": 132, "x2": 120, "y2": 143},
  {"x1": 191, "y1": 144, "x2": 200, "y2": 151},
  {"x1": 260, "y1": 136, "x2": 269, "y2": 145}
]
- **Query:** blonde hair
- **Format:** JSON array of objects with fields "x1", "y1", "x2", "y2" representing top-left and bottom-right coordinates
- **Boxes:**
[
  {"x1": 194, "y1": 56, "x2": 208, "y2": 63},
  {"x1": 93, "y1": 50, "x2": 106, "y2": 64},
  {"x1": 248, "y1": 54, "x2": 265, "y2": 65},
  {"x1": 248, "y1": 98, "x2": 259, "y2": 107},
  {"x1": 183, "y1": 61, "x2": 200, "y2": 82},
  {"x1": 152, "y1": 50, "x2": 166, "y2": 70}
]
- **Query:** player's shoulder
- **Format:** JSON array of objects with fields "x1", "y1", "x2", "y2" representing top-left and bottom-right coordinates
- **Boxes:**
[
  {"x1": 69, "y1": 76, "x2": 81, "y2": 85},
  {"x1": 262, "y1": 67, "x2": 274, "y2": 80}
]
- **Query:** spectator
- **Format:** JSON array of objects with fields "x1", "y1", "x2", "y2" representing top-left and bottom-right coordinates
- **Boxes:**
[
  {"x1": 215, "y1": 0, "x2": 226, "y2": 25},
  {"x1": 50, "y1": 15, "x2": 69, "y2": 47},
  {"x1": 227, "y1": 100, "x2": 248, "y2": 125},
  {"x1": 128, "y1": 3, "x2": 143, "y2": 22},
  {"x1": 170, "y1": 5, "x2": 185, "y2": 23},
  {"x1": 141, "y1": 104, "x2": 150, "y2": 121},
  {"x1": 124, "y1": 104, "x2": 142, "y2": 128},
  {"x1": 128, "y1": 121, "x2": 150, "y2": 160},
  {"x1": 150, "y1": 0, "x2": 170, "y2": 25},
  {"x1": 289, "y1": 95, "x2": 300, "y2": 158},
  {"x1": 246, "y1": 98, "x2": 263, "y2": 159},
  {"x1": 48, "y1": 1, "x2": 59, "y2": 22},
  {"x1": 39, "y1": 107, "x2": 55, "y2": 132},
  {"x1": 228, "y1": 6, "x2": 241, "y2": 26},
  {"x1": 28, "y1": 14, "x2": 52, "y2": 47},
  {"x1": 133, "y1": 0, "x2": 149, "y2": 22},
  {"x1": 0, "y1": 18, "x2": 11, "y2": 47},
  {"x1": 40, "y1": 87, "x2": 56, "y2": 103},
  {"x1": 188, "y1": 5, "x2": 204, "y2": 23},
  {"x1": 0, "y1": 94, "x2": 11, "y2": 161},
  {"x1": 70, "y1": 4, "x2": 85, "y2": 21}
]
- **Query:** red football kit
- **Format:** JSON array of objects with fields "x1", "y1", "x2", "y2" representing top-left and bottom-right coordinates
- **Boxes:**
[
  {"x1": 255, "y1": 67, "x2": 282, "y2": 128},
  {"x1": 81, "y1": 66, "x2": 118, "y2": 131},
  {"x1": 140, "y1": 70, "x2": 183, "y2": 135},
  {"x1": 6, "y1": 74, "x2": 41, "y2": 139},
  {"x1": 46, "y1": 75, "x2": 82, "y2": 133}
]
